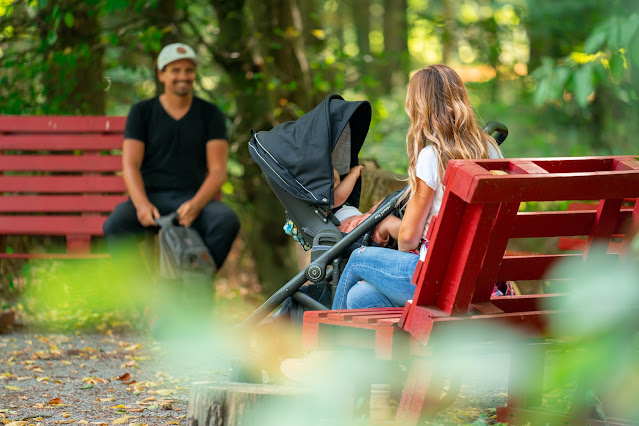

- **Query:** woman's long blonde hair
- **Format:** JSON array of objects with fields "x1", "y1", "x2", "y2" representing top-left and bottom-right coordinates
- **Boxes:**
[{"x1": 402, "y1": 64, "x2": 500, "y2": 202}]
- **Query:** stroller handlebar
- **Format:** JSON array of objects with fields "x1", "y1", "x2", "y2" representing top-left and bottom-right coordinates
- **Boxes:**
[{"x1": 482, "y1": 121, "x2": 508, "y2": 145}]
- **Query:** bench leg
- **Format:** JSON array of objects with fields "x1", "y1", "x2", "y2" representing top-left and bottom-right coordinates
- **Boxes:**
[
  {"x1": 394, "y1": 358, "x2": 443, "y2": 425},
  {"x1": 67, "y1": 234, "x2": 91, "y2": 253}
]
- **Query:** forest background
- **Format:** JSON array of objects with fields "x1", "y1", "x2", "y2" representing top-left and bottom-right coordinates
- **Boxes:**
[{"x1": 1, "y1": 0, "x2": 639, "y2": 320}]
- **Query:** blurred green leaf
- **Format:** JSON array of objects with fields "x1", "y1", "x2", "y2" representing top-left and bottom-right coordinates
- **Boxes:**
[
  {"x1": 584, "y1": 25, "x2": 608, "y2": 54},
  {"x1": 63, "y1": 12, "x2": 74, "y2": 28},
  {"x1": 609, "y1": 52, "x2": 625, "y2": 82},
  {"x1": 573, "y1": 65, "x2": 594, "y2": 108},
  {"x1": 46, "y1": 30, "x2": 57, "y2": 45}
]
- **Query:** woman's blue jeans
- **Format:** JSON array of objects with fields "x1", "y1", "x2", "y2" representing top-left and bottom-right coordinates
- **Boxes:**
[{"x1": 332, "y1": 246, "x2": 419, "y2": 309}]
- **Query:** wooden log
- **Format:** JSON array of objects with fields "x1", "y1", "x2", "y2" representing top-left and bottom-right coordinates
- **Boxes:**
[{"x1": 187, "y1": 381, "x2": 308, "y2": 426}]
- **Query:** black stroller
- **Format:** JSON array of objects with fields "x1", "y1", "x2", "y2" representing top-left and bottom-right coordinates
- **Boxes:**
[{"x1": 243, "y1": 93, "x2": 508, "y2": 329}]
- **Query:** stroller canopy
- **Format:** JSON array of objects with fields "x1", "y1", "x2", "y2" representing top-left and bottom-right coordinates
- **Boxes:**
[{"x1": 249, "y1": 94, "x2": 371, "y2": 209}]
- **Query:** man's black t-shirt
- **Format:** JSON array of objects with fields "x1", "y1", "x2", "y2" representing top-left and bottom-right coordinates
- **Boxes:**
[{"x1": 124, "y1": 96, "x2": 227, "y2": 193}]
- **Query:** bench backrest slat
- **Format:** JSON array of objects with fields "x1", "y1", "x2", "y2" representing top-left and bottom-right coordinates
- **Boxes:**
[
  {"x1": 510, "y1": 210, "x2": 634, "y2": 238},
  {"x1": 0, "y1": 176, "x2": 126, "y2": 193},
  {"x1": 0, "y1": 155, "x2": 122, "y2": 172},
  {"x1": 0, "y1": 116, "x2": 126, "y2": 132},
  {"x1": 0, "y1": 195, "x2": 127, "y2": 212},
  {"x1": 0, "y1": 134, "x2": 123, "y2": 151},
  {"x1": 0, "y1": 216, "x2": 107, "y2": 236}
]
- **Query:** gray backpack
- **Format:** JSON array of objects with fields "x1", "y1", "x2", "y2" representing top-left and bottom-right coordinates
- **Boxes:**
[{"x1": 155, "y1": 213, "x2": 217, "y2": 284}]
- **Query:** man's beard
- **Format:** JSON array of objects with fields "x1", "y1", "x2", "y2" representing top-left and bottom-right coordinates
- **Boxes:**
[{"x1": 173, "y1": 82, "x2": 192, "y2": 96}]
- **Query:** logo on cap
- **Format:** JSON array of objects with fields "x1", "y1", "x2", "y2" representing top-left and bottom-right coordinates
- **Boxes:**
[{"x1": 177, "y1": 47, "x2": 187, "y2": 54}]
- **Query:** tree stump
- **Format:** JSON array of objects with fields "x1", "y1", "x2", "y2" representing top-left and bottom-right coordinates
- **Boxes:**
[
  {"x1": 187, "y1": 382, "x2": 308, "y2": 426},
  {"x1": 359, "y1": 160, "x2": 406, "y2": 212},
  {"x1": 0, "y1": 308, "x2": 15, "y2": 332}
]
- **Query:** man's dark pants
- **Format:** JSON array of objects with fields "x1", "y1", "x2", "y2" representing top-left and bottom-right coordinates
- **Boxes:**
[{"x1": 103, "y1": 190, "x2": 240, "y2": 269}]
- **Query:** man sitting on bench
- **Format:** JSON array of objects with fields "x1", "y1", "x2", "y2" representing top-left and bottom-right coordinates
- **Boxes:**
[{"x1": 103, "y1": 43, "x2": 239, "y2": 271}]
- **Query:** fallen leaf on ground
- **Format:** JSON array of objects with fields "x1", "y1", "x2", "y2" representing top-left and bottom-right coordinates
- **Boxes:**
[
  {"x1": 48, "y1": 397, "x2": 65, "y2": 406},
  {"x1": 61, "y1": 413, "x2": 71, "y2": 417},
  {"x1": 116, "y1": 373, "x2": 130, "y2": 382},
  {"x1": 97, "y1": 397, "x2": 115, "y2": 402},
  {"x1": 111, "y1": 415, "x2": 129, "y2": 424},
  {"x1": 154, "y1": 389, "x2": 174, "y2": 396},
  {"x1": 5, "y1": 421, "x2": 29, "y2": 426},
  {"x1": 123, "y1": 344, "x2": 142, "y2": 352},
  {"x1": 141, "y1": 397, "x2": 155, "y2": 403},
  {"x1": 5, "y1": 385, "x2": 21, "y2": 391}
]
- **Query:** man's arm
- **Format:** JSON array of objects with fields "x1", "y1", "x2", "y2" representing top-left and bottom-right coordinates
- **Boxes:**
[
  {"x1": 176, "y1": 139, "x2": 228, "y2": 227},
  {"x1": 122, "y1": 138, "x2": 160, "y2": 227}
]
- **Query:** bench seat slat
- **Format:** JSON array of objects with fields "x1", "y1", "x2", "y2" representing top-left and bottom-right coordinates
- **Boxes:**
[
  {"x1": 0, "y1": 135, "x2": 123, "y2": 151},
  {"x1": 0, "y1": 116, "x2": 126, "y2": 133},
  {"x1": 0, "y1": 195, "x2": 127, "y2": 212},
  {"x1": 0, "y1": 253, "x2": 110, "y2": 259},
  {"x1": 0, "y1": 155, "x2": 121, "y2": 172},
  {"x1": 0, "y1": 216, "x2": 107, "y2": 236},
  {"x1": 0, "y1": 176, "x2": 126, "y2": 193}
]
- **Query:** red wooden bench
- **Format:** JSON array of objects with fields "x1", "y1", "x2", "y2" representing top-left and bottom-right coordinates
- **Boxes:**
[
  {"x1": 0, "y1": 116, "x2": 127, "y2": 258},
  {"x1": 302, "y1": 155, "x2": 639, "y2": 425}
]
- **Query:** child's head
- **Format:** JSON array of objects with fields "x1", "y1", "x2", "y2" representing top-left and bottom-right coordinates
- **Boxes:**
[{"x1": 403, "y1": 65, "x2": 498, "y2": 197}]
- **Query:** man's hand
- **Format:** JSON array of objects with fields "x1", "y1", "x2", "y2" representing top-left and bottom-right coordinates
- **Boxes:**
[
  {"x1": 176, "y1": 199, "x2": 203, "y2": 227},
  {"x1": 137, "y1": 202, "x2": 160, "y2": 227}
]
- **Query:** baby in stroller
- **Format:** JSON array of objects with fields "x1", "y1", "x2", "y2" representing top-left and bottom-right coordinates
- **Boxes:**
[{"x1": 333, "y1": 165, "x2": 401, "y2": 247}]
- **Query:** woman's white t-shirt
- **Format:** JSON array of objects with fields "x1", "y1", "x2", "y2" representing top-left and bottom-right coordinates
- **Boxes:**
[{"x1": 415, "y1": 143, "x2": 503, "y2": 258}]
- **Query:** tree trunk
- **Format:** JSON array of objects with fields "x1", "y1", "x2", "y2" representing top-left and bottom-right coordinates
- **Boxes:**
[
  {"x1": 149, "y1": 0, "x2": 180, "y2": 95},
  {"x1": 350, "y1": 0, "x2": 371, "y2": 78},
  {"x1": 382, "y1": 0, "x2": 408, "y2": 93},
  {"x1": 441, "y1": 0, "x2": 455, "y2": 64},
  {"x1": 210, "y1": 0, "x2": 320, "y2": 296},
  {"x1": 39, "y1": 0, "x2": 105, "y2": 114}
]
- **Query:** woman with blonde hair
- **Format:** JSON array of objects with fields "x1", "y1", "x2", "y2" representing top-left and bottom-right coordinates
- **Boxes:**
[{"x1": 332, "y1": 64, "x2": 505, "y2": 310}]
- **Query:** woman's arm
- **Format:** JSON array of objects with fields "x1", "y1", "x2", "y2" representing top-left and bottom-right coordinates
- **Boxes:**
[{"x1": 397, "y1": 179, "x2": 435, "y2": 252}]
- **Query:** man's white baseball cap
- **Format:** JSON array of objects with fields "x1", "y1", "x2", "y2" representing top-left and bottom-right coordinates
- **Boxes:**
[{"x1": 157, "y1": 43, "x2": 199, "y2": 70}]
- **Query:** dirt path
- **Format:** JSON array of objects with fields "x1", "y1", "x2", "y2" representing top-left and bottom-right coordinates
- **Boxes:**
[{"x1": 0, "y1": 328, "x2": 227, "y2": 426}]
